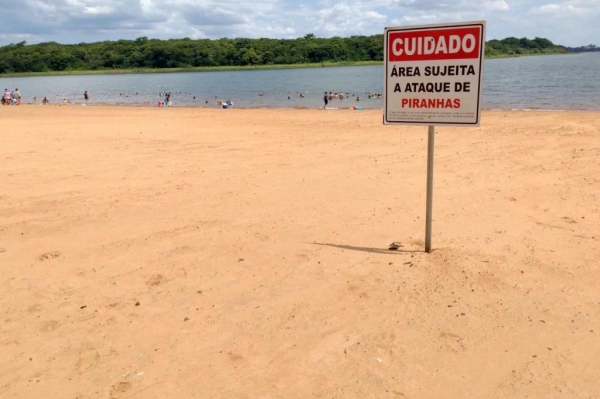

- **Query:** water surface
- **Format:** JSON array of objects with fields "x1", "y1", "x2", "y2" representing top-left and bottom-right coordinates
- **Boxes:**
[{"x1": 1, "y1": 52, "x2": 598, "y2": 110}]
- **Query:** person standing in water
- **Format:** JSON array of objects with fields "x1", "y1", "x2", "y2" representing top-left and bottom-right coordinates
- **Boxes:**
[
  {"x1": 84, "y1": 91, "x2": 89, "y2": 101},
  {"x1": 3, "y1": 88, "x2": 12, "y2": 105},
  {"x1": 323, "y1": 92, "x2": 328, "y2": 109}
]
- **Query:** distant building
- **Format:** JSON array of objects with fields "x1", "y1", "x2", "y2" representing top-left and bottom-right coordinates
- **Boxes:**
[{"x1": 567, "y1": 44, "x2": 599, "y2": 52}]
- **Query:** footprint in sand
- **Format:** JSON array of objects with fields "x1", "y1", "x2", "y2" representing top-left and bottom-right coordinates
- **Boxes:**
[
  {"x1": 146, "y1": 274, "x2": 166, "y2": 286},
  {"x1": 27, "y1": 304, "x2": 43, "y2": 313},
  {"x1": 39, "y1": 320, "x2": 60, "y2": 332},
  {"x1": 75, "y1": 349, "x2": 100, "y2": 371},
  {"x1": 37, "y1": 251, "x2": 61, "y2": 261},
  {"x1": 110, "y1": 381, "x2": 132, "y2": 398},
  {"x1": 296, "y1": 253, "x2": 310, "y2": 262},
  {"x1": 440, "y1": 331, "x2": 465, "y2": 353}
]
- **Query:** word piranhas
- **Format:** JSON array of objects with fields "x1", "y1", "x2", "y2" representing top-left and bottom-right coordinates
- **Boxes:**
[{"x1": 401, "y1": 98, "x2": 461, "y2": 109}]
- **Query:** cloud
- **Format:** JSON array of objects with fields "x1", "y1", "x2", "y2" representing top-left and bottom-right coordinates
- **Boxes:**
[
  {"x1": 485, "y1": 0, "x2": 509, "y2": 11},
  {"x1": 524, "y1": 0, "x2": 600, "y2": 44},
  {"x1": 311, "y1": 2, "x2": 387, "y2": 35},
  {"x1": 83, "y1": 6, "x2": 115, "y2": 15},
  {"x1": 0, "y1": 0, "x2": 597, "y2": 47},
  {"x1": 529, "y1": 0, "x2": 595, "y2": 16},
  {"x1": 530, "y1": 3, "x2": 561, "y2": 14}
]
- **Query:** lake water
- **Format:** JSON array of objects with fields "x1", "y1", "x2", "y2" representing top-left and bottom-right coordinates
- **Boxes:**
[{"x1": 1, "y1": 52, "x2": 598, "y2": 110}]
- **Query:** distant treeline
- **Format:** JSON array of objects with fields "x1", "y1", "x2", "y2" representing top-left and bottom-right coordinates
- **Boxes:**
[
  {"x1": 485, "y1": 37, "x2": 567, "y2": 56},
  {"x1": 0, "y1": 34, "x2": 568, "y2": 73}
]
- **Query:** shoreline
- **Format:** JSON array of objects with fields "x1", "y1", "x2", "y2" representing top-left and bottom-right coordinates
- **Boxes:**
[{"x1": 5, "y1": 102, "x2": 599, "y2": 112}]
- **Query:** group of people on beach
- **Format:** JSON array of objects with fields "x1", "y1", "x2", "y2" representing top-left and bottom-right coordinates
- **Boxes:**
[
  {"x1": 157, "y1": 91, "x2": 172, "y2": 107},
  {"x1": 32, "y1": 90, "x2": 88, "y2": 105},
  {"x1": 216, "y1": 98, "x2": 234, "y2": 108},
  {"x1": 2, "y1": 88, "x2": 21, "y2": 105},
  {"x1": 323, "y1": 91, "x2": 348, "y2": 107},
  {"x1": 4, "y1": 88, "x2": 379, "y2": 109},
  {"x1": 155, "y1": 91, "x2": 233, "y2": 108}
]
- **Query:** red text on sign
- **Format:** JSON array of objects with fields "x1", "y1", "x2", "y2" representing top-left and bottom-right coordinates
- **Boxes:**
[
  {"x1": 388, "y1": 26, "x2": 482, "y2": 62},
  {"x1": 401, "y1": 98, "x2": 461, "y2": 108}
]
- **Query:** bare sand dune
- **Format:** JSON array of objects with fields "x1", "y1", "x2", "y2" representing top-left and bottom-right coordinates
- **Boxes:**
[{"x1": 1, "y1": 106, "x2": 599, "y2": 398}]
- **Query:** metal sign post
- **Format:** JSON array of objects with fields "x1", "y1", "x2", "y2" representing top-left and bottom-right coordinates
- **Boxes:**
[
  {"x1": 383, "y1": 21, "x2": 486, "y2": 253},
  {"x1": 425, "y1": 125, "x2": 435, "y2": 253}
]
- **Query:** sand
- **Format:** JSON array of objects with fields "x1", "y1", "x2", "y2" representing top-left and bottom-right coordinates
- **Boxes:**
[{"x1": 1, "y1": 105, "x2": 599, "y2": 399}]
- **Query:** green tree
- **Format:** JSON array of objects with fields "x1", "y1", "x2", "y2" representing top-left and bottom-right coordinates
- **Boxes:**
[{"x1": 0, "y1": 34, "x2": 568, "y2": 74}]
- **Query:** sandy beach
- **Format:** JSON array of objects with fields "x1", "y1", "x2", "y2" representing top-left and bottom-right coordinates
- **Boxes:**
[{"x1": 1, "y1": 105, "x2": 599, "y2": 398}]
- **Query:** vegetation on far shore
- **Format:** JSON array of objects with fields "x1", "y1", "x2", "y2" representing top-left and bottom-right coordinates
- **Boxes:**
[{"x1": 0, "y1": 34, "x2": 568, "y2": 77}]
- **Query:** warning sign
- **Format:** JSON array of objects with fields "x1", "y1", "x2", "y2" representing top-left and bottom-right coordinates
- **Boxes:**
[{"x1": 383, "y1": 21, "x2": 486, "y2": 126}]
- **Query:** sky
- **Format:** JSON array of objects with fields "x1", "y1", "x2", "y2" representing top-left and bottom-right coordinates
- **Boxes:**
[{"x1": 0, "y1": 0, "x2": 598, "y2": 47}]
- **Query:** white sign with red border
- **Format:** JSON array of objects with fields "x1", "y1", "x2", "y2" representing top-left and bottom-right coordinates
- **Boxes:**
[{"x1": 384, "y1": 21, "x2": 486, "y2": 126}]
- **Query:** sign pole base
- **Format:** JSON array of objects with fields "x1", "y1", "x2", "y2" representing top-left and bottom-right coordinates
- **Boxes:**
[{"x1": 425, "y1": 125, "x2": 435, "y2": 253}]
